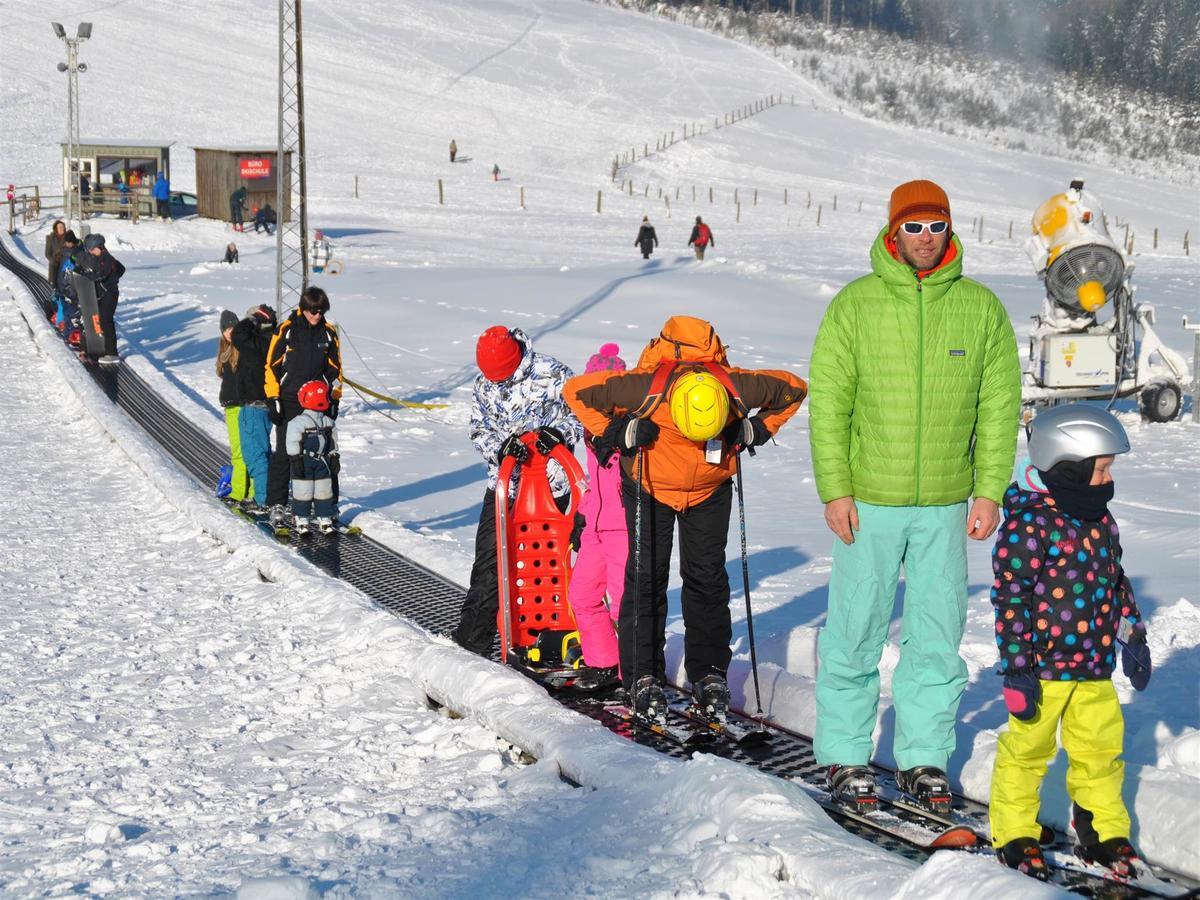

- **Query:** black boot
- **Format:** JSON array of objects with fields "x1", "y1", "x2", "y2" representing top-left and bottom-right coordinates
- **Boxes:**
[
  {"x1": 1077, "y1": 837, "x2": 1139, "y2": 878},
  {"x1": 996, "y1": 837, "x2": 1050, "y2": 881},
  {"x1": 895, "y1": 766, "x2": 952, "y2": 815},
  {"x1": 692, "y1": 673, "x2": 730, "y2": 721},
  {"x1": 632, "y1": 675, "x2": 668, "y2": 724},
  {"x1": 826, "y1": 764, "x2": 877, "y2": 812}
]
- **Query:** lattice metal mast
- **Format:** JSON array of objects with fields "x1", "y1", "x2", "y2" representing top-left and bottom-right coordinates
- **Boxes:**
[
  {"x1": 276, "y1": 0, "x2": 309, "y2": 316},
  {"x1": 52, "y1": 22, "x2": 90, "y2": 231}
]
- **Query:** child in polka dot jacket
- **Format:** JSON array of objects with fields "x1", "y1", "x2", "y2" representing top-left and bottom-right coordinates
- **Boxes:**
[{"x1": 988, "y1": 405, "x2": 1152, "y2": 882}]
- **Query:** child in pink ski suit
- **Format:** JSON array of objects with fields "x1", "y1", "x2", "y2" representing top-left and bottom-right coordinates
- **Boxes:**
[{"x1": 569, "y1": 343, "x2": 628, "y2": 671}]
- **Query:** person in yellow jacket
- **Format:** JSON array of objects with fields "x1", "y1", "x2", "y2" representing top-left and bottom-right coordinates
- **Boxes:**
[
  {"x1": 263, "y1": 287, "x2": 343, "y2": 527},
  {"x1": 564, "y1": 315, "x2": 806, "y2": 724},
  {"x1": 989, "y1": 405, "x2": 1150, "y2": 881}
]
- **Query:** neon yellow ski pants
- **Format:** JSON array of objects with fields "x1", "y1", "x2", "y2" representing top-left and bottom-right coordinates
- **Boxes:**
[
  {"x1": 224, "y1": 406, "x2": 251, "y2": 502},
  {"x1": 990, "y1": 679, "x2": 1130, "y2": 847}
]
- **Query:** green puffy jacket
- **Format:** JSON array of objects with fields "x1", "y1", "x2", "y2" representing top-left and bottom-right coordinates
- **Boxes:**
[{"x1": 809, "y1": 229, "x2": 1021, "y2": 506}]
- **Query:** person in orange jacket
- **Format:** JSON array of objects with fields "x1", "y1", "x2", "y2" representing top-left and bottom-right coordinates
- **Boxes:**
[{"x1": 564, "y1": 315, "x2": 806, "y2": 723}]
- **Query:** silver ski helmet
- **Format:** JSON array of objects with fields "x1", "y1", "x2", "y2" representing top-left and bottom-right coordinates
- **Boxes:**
[{"x1": 1027, "y1": 404, "x2": 1130, "y2": 471}]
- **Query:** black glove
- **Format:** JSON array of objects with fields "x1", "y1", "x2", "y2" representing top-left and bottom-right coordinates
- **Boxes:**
[
  {"x1": 535, "y1": 426, "x2": 566, "y2": 456},
  {"x1": 289, "y1": 455, "x2": 305, "y2": 478},
  {"x1": 267, "y1": 398, "x2": 282, "y2": 425},
  {"x1": 722, "y1": 416, "x2": 771, "y2": 451},
  {"x1": 498, "y1": 433, "x2": 531, "y2": 465},
  {"x1": 1121, "y1": 635, "x2": 1152, "y2": 691},
  {"x1": 602, "y1": 415, "x2": 659, "y2": 456},
  {"x1": 569, "y1": 512, "x2": 586, "y2": 550},
  {"x1": 1002, "y1": 671, "x2": 1041, "y2": 722},
  {"x1": 328, "y1": 398, "x2": 340, "y2": 421}
]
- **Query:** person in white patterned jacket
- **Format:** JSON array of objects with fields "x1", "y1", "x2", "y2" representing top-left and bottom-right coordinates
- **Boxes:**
[{"x1": 451, "y1": 325, "x2": 582, "y2": 656}]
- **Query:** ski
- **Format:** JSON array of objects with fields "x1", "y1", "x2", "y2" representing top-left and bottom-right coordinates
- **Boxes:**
[
  {"x1": 795, "y1": 780, "x2": 982, "y2": 851},
  {"x1": 676, "y1": 704, "x2": 771, "y2": 746},
  {"x1": 1040, "y1": 845, "x2": 1196, "y2": 898},
  {"x1": 602, "y1": 703, "x2": 714, "y2": 747}
]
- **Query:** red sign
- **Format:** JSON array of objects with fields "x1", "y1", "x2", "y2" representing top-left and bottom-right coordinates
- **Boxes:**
[{"x1": 239, "y1": 158, "x2": 272, "y2": 179}]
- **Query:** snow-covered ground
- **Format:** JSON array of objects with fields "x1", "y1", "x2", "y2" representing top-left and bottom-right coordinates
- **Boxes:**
[{"x1": 2, "y1": 0, "x2": 1198, "y2": 893}]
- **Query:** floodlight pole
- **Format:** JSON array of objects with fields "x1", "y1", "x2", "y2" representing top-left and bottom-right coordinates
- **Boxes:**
[
  {"x1": 53, "y1": 23, "x2": 89, "y2": 231},
  {"x1": 276, "y1": 0, "x2": 309, "y2": 318}
]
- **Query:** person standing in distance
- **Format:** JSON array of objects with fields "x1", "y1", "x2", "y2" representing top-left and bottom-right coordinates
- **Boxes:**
[{"x1": 808, "y1": 179, "x2": 1021, "y2": 813}]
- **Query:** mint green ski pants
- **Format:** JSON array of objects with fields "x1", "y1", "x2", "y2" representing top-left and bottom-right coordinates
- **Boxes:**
[{"x1": 815, "y1": 501, "x2": 969, "y2": 772}]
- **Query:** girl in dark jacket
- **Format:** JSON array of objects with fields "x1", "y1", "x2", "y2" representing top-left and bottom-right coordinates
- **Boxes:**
[
  {"x1": 216, "y1": 311, "x2": 250, "y2": 502},
  {"x1": 45, "y1": 220, "x2": 67, "y2": 289},
  {"x1": 231, "y1": 304, "x2": 278, "y2": 510}
]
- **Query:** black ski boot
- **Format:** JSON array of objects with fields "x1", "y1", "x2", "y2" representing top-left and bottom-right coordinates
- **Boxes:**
[
  {"x1": 692, "y1": 673, "x2": 730, "y2": 722},
  {"x1": 997, "y1": 837, "x2": 1050, "y2": 881},
  {"x1": 827, "y1": 765, "x2": 878, "y2": 812},
  {"x1": 632, "y1": 676, "x2": 668, "y2": 725},
  {"x1": 574, "y1": 665, "x2": 620, "y2": 692},
  {"x1": 1077, "y1": 837, "x2": 1140, "y2": 878},
  {"x1": 895, "y1": 765, "x2": 952, "y2": 815}
]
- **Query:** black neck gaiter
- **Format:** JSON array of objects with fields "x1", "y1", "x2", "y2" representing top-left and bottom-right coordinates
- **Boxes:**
[{"x1": 1040, "y1": 462, "x2": 1114, "y2": 522}]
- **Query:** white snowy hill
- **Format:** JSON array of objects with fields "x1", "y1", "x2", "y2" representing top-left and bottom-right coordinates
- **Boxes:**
[{"x1": 1, "y1": 0, "x2": 1198, "y2": 895}]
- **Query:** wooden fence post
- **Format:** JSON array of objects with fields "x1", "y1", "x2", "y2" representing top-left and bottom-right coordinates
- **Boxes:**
[
  {"x1": 857, "y1": 199, "x2": 862, "y2": 213},
  {"x1": 675, "y1": 186, "x2": 680, "y2": 200},
  {"x1": 734, "y1": 188, "x2": 739, "y2": 205},
  {"x1": 665, "y1": 196, "x2": 671, "y2": 218},
  {"x1": 736, "y1": 202, "x2": 741, "y2": 223},
  {"x1": 979, "y1": 216, "x2": 984, "y2": 241},
  {"x1": 806, "y1": 191, "x2": 811, "y2": 209},
  {"x1": 438, "y1": 179, "x2": 444, "y2": 205},
  {"x1": 709, "y1": 187, "x2": 713, "y2": 204},
  {"x1": 816, "y1": 205, "x2": 822, "y2": 227},
  {"x1": 753, "y1": 188, "x2": 758, "y2": 206},
  {"x1": 354, "y1": 175, "x2": 359, "y2": 199},
  {"x1": 1008, "y1": 220, "x2": 1013, "y2": 239},
  {"x1": 520, "y1": 187, "x2": 525, "y2": 209},
  {"x1": 1185, "y1": 230, "x2": 1190, "y2": 256},
  {"x1": 596, "y1": 190, "x2": 602, "y2": 214},
  {"x1": 644, "y1": 184, "x2": 649, "y2": 197},
  {"x1": 784, "y1": 188, "x2": 788, "y2": 205},
  {"x1": 1153, "y1": 227, "x2": 1158, "y2": 249}
]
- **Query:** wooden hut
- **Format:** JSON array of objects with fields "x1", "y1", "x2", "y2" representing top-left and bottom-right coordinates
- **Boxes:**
[
  {"x1": 193, "y1": 147, "x2": 292, "y2": 222},
  {"x1": 62, "y1": 140, "x2": 171, "y2": 217}
]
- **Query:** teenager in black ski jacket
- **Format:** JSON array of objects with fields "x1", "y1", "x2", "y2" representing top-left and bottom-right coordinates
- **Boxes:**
[
  {"x1": 635, "y1": 216, "x2": 659, "y2": 260},
  {"x1": 231, "y1": 304, "x2": 278, "y2": 510},
  {"x1": 263, "y1": 288, "x2": 343, "y2": 520},
  {"x1": 73, "y1": 233, "x2": 126, "y2": 358}
]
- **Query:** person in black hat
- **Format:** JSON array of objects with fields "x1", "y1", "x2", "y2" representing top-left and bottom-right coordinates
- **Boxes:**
[{"x1": 73, "y1": 233, "x2": 125, "y2": 363}]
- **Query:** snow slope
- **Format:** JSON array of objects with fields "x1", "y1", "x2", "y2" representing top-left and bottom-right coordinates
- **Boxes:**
[{"x1": 2, "y1": 0, "x2": 1198, "y2": 890}]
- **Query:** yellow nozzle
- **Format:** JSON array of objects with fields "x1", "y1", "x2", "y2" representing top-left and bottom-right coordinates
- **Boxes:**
[{"x1": 1076, "y1": 280, "x2": 1107, "y2": 313}]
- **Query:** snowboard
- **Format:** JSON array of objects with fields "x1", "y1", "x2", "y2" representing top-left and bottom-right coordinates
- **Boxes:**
[{"x1": 71, "y1": 271, "x2": 105, "y2": 357}]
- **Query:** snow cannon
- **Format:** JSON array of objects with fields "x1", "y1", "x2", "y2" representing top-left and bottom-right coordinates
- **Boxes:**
[
  {"x1": 1020, "y1": 180, "x2": 1191, "y2": 422},
  {"x1": 1025, "y1": 180, "x2": 1124, "y2": 318}
]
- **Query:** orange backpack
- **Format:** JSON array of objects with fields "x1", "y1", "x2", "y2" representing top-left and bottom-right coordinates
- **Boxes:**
[{"x1": 631, "y1": 316, "x2": 748, "y2": 421}]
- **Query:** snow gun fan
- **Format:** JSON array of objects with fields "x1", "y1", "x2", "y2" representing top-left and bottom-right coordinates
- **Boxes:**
[
  {"x1": 1021, "y1": 180, "x2": 1192, "y2": 423},
  {"x1": 494, "y1": 432, "x2": 586, "y2": 675}
]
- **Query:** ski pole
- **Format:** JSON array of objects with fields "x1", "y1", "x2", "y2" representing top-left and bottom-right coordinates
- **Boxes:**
[
  {"x1": 631, "y1": 448, "x2": 644, "y2": 694},
  {"x1": 734, "y1": 453, "x2": 764, "y2": 716}
]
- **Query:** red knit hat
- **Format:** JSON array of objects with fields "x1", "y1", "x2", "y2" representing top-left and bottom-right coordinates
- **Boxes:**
[
  {"x1": 476, "y1": 326, "x2": 523, "y2": 382},
  {"x1": 888, "y1": 179, "x2": 952, "y2": 237}
]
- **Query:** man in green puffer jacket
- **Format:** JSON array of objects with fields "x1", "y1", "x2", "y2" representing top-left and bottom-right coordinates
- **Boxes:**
[{"x1": 809, "y1": 179, "x2": 1021, "y2": 812}]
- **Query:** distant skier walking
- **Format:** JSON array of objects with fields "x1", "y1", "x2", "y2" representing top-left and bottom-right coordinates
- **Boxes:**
[
  {"x1": 230, "y1": 185, "x2": 247, "y2": 232},
  {"x1": 634, "y1": 216, "x2": 659, "y2": 260},
  {"x1": 688, "y1": 216, "x2": 713, "y2": 260},
  {"x1": 449, "y1": 139, "x2": 458, "y2": 163},
  {"x1": 492, "y1": 163, "x2": 501, "y2": 182}
]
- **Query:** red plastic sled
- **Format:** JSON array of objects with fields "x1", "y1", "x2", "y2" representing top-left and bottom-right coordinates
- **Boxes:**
[{"x1": 494, "y1": 432, "x2": 586, "y2": 662}]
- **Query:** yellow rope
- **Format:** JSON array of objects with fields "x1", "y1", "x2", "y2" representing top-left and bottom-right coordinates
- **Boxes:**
[{"x1": 342, "y1": 376, "x2": 449, "y2": 410}]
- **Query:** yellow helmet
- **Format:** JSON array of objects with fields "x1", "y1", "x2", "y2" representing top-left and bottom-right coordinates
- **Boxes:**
[
  {"x1": 1076, "y1": 280, "x2": 1108, "y2": 313},
  {"x1": 669, "y1": 370, "x2": 730, "y2": 441}
]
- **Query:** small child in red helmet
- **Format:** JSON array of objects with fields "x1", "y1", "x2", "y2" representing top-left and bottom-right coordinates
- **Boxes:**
[{"x1": 286, "y1": 379, "x2": 340, "y2": 535}]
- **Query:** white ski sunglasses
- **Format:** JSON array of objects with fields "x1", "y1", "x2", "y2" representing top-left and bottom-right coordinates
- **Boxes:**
[{"x1": 900, "y1": 220, "x2": 949, "y2": 235}]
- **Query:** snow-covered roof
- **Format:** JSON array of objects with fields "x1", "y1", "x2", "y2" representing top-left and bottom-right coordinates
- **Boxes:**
[
  {"x1": 192, "y1": 146, "x2": 284, "y2": 153},
  {"x1": 63, "y1": 140, "x2": 174, "y2": 148}
]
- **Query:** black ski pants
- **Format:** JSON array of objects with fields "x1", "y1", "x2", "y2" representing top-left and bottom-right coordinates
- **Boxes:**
[
  {"x1": 453, "y1": 488, "x2": 498, "y2": 657},
  {"x1": 98, "y1": 294, "x2": 118, "y2": 357},
  {"x1": 618, "y1": 473, "x2": 733, "y2": 689},
  {"x1": 267, "y1": 397, "x2": 340, "y2": 509}
]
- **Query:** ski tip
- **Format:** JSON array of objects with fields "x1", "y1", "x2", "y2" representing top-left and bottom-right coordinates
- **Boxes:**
[{"x1": 928, "y1": 825, "x2": 980, "y2": 850}]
